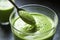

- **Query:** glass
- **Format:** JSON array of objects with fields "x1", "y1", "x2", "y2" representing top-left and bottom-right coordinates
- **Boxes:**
[
  {"x1": 9, "y1": 4, "x2": 58, "y2": 40},
  {"x1": 0, "y1": 0, "x2": 14, "y2": 25}
]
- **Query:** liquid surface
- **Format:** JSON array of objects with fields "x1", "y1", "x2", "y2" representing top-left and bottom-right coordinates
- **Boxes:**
[
  {"x1": 0, "y1": 0, "x2": 13, "y2": 10},
  {"x1": 12, "y1": 12, "x2": 54, "y2": 40}
]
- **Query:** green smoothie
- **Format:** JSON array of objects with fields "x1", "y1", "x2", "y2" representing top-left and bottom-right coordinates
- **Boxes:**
[
  {"x1": 0, "y1": 0, "x2": 14, "y2": 22},
  {"x1": 12, "y1": 11, "x2": 55, "y2": 40}
]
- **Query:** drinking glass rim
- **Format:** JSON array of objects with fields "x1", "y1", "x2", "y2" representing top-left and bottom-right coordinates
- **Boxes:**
[{"x1": 9, "y1": 4, "x2": 58, "y2": 35}]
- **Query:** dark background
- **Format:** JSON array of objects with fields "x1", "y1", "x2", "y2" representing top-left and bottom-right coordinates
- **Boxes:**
[{"x1": 0, "y1": 0, "x2": 60, "y2": 40}]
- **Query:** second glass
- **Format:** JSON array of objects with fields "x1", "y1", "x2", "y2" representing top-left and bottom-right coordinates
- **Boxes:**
[{"x1": 0, "y1": 0, "x2": 14, "y2": 25}]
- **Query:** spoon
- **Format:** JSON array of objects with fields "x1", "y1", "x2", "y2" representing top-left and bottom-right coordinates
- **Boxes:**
[{"x1": 9, "y1": 0, "x2": 36, "y2": 25}]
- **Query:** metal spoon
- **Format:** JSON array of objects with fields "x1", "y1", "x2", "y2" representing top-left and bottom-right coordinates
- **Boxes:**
[{"x1": 9, "y1": 0, "x2": 36, "y2": 25}]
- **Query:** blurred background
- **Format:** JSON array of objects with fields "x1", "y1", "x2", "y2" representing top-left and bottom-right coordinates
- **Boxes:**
[{"x1": 0, "y1": 0, "x2": 60, "y2": 40}]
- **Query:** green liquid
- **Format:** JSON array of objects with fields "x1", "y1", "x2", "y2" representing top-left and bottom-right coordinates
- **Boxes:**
[
  {"x1": 12, "y1": 12, "x2": 55, "y2": 40},
  {"x1": 0, "y1": 0, "x2": 14, "y2": 22}
]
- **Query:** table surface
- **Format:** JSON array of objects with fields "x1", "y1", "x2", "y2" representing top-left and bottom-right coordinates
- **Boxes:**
[{"x1": 0, "y1": 0, "x2": 60, "y2": 40}]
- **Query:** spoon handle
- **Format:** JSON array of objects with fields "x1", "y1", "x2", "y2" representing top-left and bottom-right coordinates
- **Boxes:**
[{"x1": 9, "y1": 0, "x2": 19, "y2": 10}]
